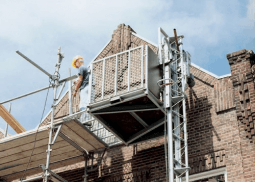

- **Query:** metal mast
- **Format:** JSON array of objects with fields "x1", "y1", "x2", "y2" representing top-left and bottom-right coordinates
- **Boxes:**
[
  {"x1": 44, "y1": 47, "x2": 64, "y2": 182},
  {"x1": 158, "y1": 28, "x2": 191, "y2": 182}
]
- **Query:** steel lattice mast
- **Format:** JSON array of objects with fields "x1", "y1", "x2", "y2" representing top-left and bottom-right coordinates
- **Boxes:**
[{"x1": 158, "y1": 28, "x2": 191, "y2": 182}]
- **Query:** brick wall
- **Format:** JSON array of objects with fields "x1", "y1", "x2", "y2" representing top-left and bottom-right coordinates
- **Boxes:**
[
  {"x1": 25, "y1": 24, "x2": 255, "y2": 182},
  {"x1": 31, "y1": 65, "x2": 243, "y2": 182},
  {"x1": 40, "y1": 85, "x2": 80, "y2": 126},
  {"x1": 186, "y1": 70, "x2": 245, "y2": 181},
  {"x1": 227, "y1": 49, "x2": 255, "y2": 182}
]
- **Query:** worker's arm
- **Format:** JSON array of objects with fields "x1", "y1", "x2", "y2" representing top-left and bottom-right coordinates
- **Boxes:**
[{"x1": 73, "y1": 75, "x2": 83, "y2": 97}]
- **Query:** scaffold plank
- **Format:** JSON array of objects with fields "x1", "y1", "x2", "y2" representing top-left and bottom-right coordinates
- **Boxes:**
[
  {"x1": 3, "y1": 156, "x2": 84, "y2": 181},
  {"x1": 0, "y1": 138, "x2": 71, "y2": 170},
  {"x1": 0, "y1": 119, "x2": 107, "y2": 180},
  {"x1": 0, "y1": 149, "x2": 82, "y2": 176},
  {"x1": 60, "y1": 125, "x2": 96, "y2": 151},
  {"x1": 65, "y1": 120, "x2": 106, "y2": 149},
  {"x1": 0, "y1": 129, "x2": 49, "y2": 151}
]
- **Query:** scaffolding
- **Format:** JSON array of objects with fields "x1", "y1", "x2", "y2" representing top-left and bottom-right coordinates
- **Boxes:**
[
  {"x1": 0, "y1": 48, "x2": 107, "y2": 182},
  {"x1": 0, "y1": 27, "x2": 194, "y2": 182}
]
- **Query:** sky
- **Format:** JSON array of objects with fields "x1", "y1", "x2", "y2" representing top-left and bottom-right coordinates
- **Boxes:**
[{"x1": 0, "y1": 0, "x2": 254, "y2": 135}]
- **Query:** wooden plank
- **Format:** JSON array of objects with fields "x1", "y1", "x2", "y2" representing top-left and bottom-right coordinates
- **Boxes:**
[
  {"x1": 0, "y1": 144, "x2": 79, "y2": 173},
  {"x1": 0, "y1": 104, "x2": 25, "y2": 133},
  {"x1": 0, "y1": 131, "x2": 54, "y2": 158},
  {"x1": 0, "y1": 137, "x2": 67, "y2": 166},
  {"x1": 4, "y1": 156, "x2": 84, "y2": 181},
  {"x1": 0, "y1": 149, "x2": 82, "y2": 176},
  {"x1": 66, "y1": 121, "x2": 106, "y2": 149},
  {"x1": 60, "y1": 124, "x2": 95, "y2": 151},
  {"x1": 0, "y1": 129, "x2": 49, "y2": 151}
]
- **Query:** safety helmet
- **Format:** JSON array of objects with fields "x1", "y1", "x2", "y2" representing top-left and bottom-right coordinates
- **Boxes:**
[{"x1": 72, "y1": 55, "x2": 83, "y2": 68}]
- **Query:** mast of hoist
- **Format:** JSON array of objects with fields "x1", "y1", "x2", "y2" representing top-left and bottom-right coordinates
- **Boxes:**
[{"x1": 158, "y1": 28, "x2": 193, "y2": 182}]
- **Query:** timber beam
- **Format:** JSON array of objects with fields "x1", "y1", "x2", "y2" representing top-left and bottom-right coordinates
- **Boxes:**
[{"x1": 0, "y1": 104, "x2": 25, "y2": 133}]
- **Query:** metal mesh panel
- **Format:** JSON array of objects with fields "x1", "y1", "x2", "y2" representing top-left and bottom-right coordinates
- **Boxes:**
[
  {"x1": 103, "y1": 57, "x2": 116, "y2": 99},
  {"x1": 90, "y1": 46, "x2": 144, "y2": 103},
  {"x1": 91, "y1": 61, "x2": 103, "y2": 102},
  {"x1": 117, "y1": 52, "x2": 129, "y2": 94},
  {"x1": 130, "y1": 48, "x2": 142, "y2": 91},
  {"x1": 80, "y1": 112, "x2": 121, "y2": 146}
]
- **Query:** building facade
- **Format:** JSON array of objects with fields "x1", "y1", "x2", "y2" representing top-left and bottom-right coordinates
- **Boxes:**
[{"x1": 1, "y1": 24, "x2": 255, "y2": 182}]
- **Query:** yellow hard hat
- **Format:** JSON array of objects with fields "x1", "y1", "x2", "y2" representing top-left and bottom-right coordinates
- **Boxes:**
[{"x1": 72, "y1": 55, "x2": 83, "y2": 68}]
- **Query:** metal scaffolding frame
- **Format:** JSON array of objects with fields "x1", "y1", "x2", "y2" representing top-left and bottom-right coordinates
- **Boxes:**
[
  {"x1": 158, "y1": 27, "x2": 191, "y2": 182},
  {"x1": 0, "y1": 48, "x2": 92, "y2": 182},
  {"x1": 0, "y1": 27, "x2": 193, "y2": 182}
]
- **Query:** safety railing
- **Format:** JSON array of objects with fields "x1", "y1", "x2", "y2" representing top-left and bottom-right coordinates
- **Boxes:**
[{"x1": 90, "y1": 46, "x2": 145, "y2": 103}]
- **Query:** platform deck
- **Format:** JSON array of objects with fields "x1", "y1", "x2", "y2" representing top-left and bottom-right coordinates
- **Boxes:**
[{"x1": 0, "y1": 119, "x2": 107, "y2": 181}]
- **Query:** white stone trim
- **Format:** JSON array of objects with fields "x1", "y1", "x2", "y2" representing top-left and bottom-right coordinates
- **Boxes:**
[
  {"x1": 218, "y1": 73, "x2": 231, "y2": 79},
  {"x1": 91, "y1": 40, "x2": 112, "y2": 63},
  {"x1": 131, "y1": 32, "x2": 158, "y2": 47},
  {"x1": 191, "y1": 63, "x2": 231, "y2": 79},
  {"x1": 184, "y1": 167, "x2": 227, "y2": 182}
]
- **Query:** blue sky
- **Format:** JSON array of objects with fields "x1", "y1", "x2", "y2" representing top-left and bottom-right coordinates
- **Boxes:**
[{"x1": 0, "y1": 0, "x2": 254, "y2": 135}]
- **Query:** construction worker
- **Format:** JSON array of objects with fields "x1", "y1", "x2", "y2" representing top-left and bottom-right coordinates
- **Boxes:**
[{"x1": 72, "y1": 56, "x2": 90, "y2": 112}]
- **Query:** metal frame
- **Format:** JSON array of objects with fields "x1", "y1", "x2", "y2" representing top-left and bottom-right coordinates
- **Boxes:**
[
  {"x1": 128, "y1": 51, "x2": 131, "y2": 91},
  {"x1": 101, "y1": 59, "x2": 106, "y2": 99},
  {"x1": 44, "y1": 47, "x2": 65, "y2": 182},
  {"x1": 2, "y1": 28, "x2": 193, "y2": 182},
  {"x1": 158, "y1": 27, "x2": 190, "y2": 182},
  {"x1": 68, "y1": 68, "x2": 73, "y2": 115},
  {"x1": 129, "y1": 112, "x2": 148, "y2": 127},
  {"x1": 93, "y1": 46, "x2": 143, "y2": 64},
  {"x1": 41, "y1": 164, "x2": 68, "y2": 182},
  {"x1": 88, "y1": 88, "x2": 146, "y2": 112},
  {"x1": 89, "y1": 46, "x2": 144, "y2": 105},
  {"x1": 114, "y1": 55, "x2": 118, "y2": 95},
  {"x1": 0, "y1": 75, "x2": 77, "y2": 105},
  {"x1": 1, "y1": 47, "x2": 85, "y2": 182},
  {"x1": 126, "y1": 118, "x2": 165, "y2": 144},
  {"x1": 88, "y1": 44, "x2": 165, "y2": 146},
  {"x1": 92, "y1": 114, "x2": 127, "y2": 145}
]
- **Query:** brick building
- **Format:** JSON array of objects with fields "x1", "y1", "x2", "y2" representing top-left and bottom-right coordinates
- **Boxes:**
[{"x1": 1, "y1": 24, "x2": 255, "y2": 182}]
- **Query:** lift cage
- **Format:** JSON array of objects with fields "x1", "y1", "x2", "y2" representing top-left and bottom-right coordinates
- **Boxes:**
[{"x1": 87, "y1": 45, "x2": 166, "y2": 145}]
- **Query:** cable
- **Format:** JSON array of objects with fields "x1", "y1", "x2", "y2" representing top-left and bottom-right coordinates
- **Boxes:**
[{"x1": 21, "y1": 82, "x2": 51, "y2": 180}]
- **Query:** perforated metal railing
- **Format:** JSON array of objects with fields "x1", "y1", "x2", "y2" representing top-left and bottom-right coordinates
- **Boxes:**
[
  {"x1": 79, "y1": 112, "x2": 121, "y2": 146},
  {"x1": 90, "y1": 46, "x2": 144, "y2": 103}
]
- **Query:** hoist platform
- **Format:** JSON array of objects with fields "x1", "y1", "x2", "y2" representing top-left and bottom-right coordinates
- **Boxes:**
[
  {"x1": 0, "y1": 119, "x2": 106, "y2": 181},
  {"x1": 88, "y1": 45, "x2": 165, "y2": 145}
]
